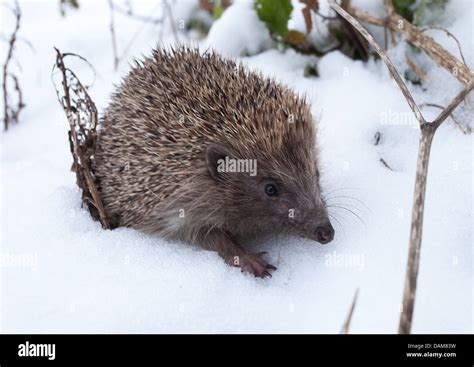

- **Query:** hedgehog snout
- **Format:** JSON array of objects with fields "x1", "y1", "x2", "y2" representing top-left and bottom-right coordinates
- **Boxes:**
[{"x1": 315, "y1": 223, "x2": 334, "y2": 244}]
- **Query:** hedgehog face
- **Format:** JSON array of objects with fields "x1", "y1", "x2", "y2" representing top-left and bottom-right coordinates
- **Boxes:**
[
  {"x1": 247, "y1": 175, "x2": 334, "y2": 244},
  {"x1": 205, "y1": 144, "x2": 334, "y2": 244}
]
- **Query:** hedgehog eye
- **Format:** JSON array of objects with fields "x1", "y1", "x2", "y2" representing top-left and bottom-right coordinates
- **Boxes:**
[{"x1": 265, "y1": 184, "x2": 278, "y2": 197}]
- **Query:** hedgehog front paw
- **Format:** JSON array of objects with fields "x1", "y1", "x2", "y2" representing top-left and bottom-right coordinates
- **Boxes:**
[{"x1": 228, "y1": 252, "x2": 277, "y2": 278}]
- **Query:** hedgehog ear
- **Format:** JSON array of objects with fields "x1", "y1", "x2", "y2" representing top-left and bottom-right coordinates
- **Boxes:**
[{"x1": 206, "y1": 143, "x2": 231, "y2": 181}]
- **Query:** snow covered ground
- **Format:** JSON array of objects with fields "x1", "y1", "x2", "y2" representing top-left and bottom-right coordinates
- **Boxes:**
[{"x1": 0, "y1": 0, "x2": 472, "y2": 333}]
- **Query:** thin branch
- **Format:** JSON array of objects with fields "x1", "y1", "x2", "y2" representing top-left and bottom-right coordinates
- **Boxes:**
[
  {"x1": 8, "y1": 73, "x2": 24, "y2": 123},
  {"x1": 116, "y1": 2, "x2": 164, "y2": 68},
  {"x1": 112, "y1": 1, "x2": 163, "y2": 24},
  {"x1": 340, "y1": 0, "x2": 473, "y2": 85},
  {"x1": 380, "y1": 157, "x2": 394, "y2": 171},
  {"x1": 420, "y1": 26, "x2": 468, "y2": 68},
  {"x1": 343, "y1": 6, "x2": 385, "y2": 26},
  {"x1": 0, "y1": 33, "x2": 35, "y2": 52},
  {"x1": 52, "y1": 48, "x2": 111, "y2": 230},
  {"x1": 315, "y1": 12, "x2": 338, "y2": 21},
  {"x1": 108, "y1": 0, "x2": 119, "y2": 71},
  {"x1": 431, "y1": 80, "x2": 473, "y2": 129},
  {"x1": 106, "y1": 1, "x2": 165, "y2": 71},
  {"x1": 328, "y1": 0, "x2": 474, "y2": 335},
  {"x1": 398, "y1": 124, "x2": 434, "y2": 334},
  {"x1": 163, "y1": 0, "x2": 179, "y2": 44},
  {"x1": 341, "y1": 288, "x2": 359, "y2": 334},
  {"x1": 398, "y1": 84, "x2": 473, "y2": 335},
  {"x1": 329, "y1": 0, "x2": 426, "y2": 125},
  {"x1": 420, "y1": 103, "x2": 471, "y2": 134},
  {"x1": 405, "y1": 56, "x2": 427, "y2": 82},
  {"x1": 2, "y1": 0, "x2": 24, "y2": 131}
]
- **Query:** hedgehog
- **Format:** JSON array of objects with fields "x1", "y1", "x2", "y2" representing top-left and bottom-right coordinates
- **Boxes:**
[{"x1": 94, "y1": 47, "x2": 334, "y2": 277}]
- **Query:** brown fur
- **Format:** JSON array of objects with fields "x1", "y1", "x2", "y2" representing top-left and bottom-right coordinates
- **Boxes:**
[{"x1": 94, "y1": 47, "x2": 333, "y2": 277}]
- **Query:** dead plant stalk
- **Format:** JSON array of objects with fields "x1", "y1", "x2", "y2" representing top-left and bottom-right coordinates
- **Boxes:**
[{"x1": 328, "y1": 0, "x2": 473, "y2": 334}]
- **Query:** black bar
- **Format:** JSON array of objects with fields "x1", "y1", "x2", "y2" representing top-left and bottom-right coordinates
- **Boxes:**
[{"x1": 0, "y1": 334, "x2": 472, "y2": 366}]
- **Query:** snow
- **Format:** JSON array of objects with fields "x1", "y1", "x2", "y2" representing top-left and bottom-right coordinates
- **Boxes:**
[
  {"x1": 203, "y1": 0, "x2": 272, "y2": 57},
  {"x1": 0, "y1": 0, "x2": 472, "y2": 333}
]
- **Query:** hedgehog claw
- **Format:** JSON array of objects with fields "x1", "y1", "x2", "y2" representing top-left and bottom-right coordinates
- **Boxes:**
[{"x1": 235, "y1": 252, "x2": 276, "y2": 278}]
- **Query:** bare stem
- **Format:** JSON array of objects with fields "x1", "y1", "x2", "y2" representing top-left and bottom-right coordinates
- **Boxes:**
[
  {"x1": 328, "y1": 0, "x2": 425, "y2": 124},
  {"x1": 328, "y1": 0, "x2": 473, "y2": 334},
  {"x1": 399, "y1": 126, "x2": 434, "y2": 333},
  {"x1": 341, "y1": 288, "x2": 359, "y2": 334},
  {"x1": 341, "y1": 0, "x2": 473, "y2": 86},
  {"x1": 2, "y1": 0, "x2": 23, "y2": 131},
  {"x1": 108, "y1": 0, "x2": 119, "y2": 71},
  {"x1": 53, "y1": 48, "x2": 111, "y2": 229}
]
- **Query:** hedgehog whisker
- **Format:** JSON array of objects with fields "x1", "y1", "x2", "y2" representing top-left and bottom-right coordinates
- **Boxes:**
[
  {"x1": 328, "y1": 212, "x2": 345, "y2": 237},
  {"x1": 324, "y1": 195, "x2": 370, "y2": 213},
  {"x1": 325, "y1": 201, "x2": 367, "y2": 216},
  {"x1": 327, "y1": 204, "x2": 366, "y2": 230},
  {"x1": 323, "y1": 187, "x2": 363, "y2": 198}
]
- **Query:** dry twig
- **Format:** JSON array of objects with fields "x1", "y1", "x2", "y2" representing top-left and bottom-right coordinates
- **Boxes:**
[
  {"x1": 380, "y1": 158, "x2": 394, "y2": 171},
  {"x1": 2, "y1": 0, "x2": 25, "y2": 131},
  {"x1": 52, "y1": 48, "x2": 111, "y2": 229},
  {"x1": 405, "y1": 56, "x2": 427, "y2": 82},
  {"x1": 340, "y1": 0, "x2": 473, "y2": 86},
  {"x1": 107, "y1": 1, "x2": 164, "y2": 71},
  {"x1": 163, "y1": 0, "x2": 179, "y2": 44},
  {"x1": 108, "y1": 0, "x2": 119, "y2": 71},
  {"x1": 341, "y1": 288, "x2": 359, "y2": 334},
  {"x1": 420, "y1": 102, "x2": 471, "y2": 135},
  {"x1": 420, "y1": 26, "x2": 468, "y2": 68},
  {"x1": 111, "y1": 1, "x2": 163, "y2": 24},
  {"x1": 328, "y1": 0, "x2": 473, "y2": 334}
]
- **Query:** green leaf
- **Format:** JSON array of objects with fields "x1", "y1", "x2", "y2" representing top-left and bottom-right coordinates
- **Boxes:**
[
  {"x1": 413, "y1": 0, "x2": 448, "y2": 26},
  {"x1": 413, "y1": 0, "x2": 427, "y2": 25},
  {"x1": 393, "y1": 0, "x2": 416, "y2": 22},
  {"x1": 255, "y1": 0, "x2": 293, "y2": 38},
  {"x1": 214, "y1": 5, "x2": 224, "y2": 20}
]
